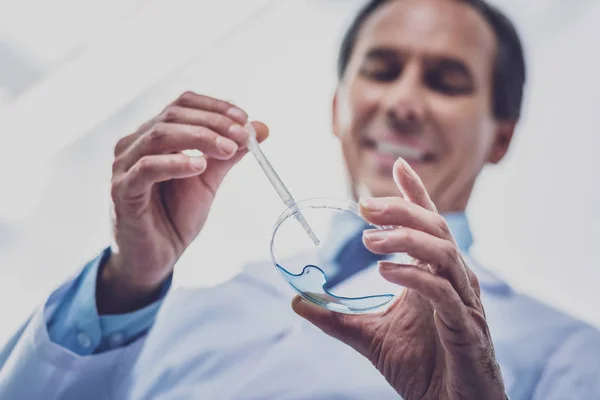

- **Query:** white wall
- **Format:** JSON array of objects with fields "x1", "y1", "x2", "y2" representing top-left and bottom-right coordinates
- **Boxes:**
[
  {"x1": 469, "y1": 0, "x2": 600, "y2": 326},
  {"x1": 0, "y1": 0, "x2": 598, "y2": 343}
]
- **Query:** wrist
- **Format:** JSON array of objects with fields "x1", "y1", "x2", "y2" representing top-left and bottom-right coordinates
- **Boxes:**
[{"x1": 96, "y1": 249, "x2": 167, "y2": 314}]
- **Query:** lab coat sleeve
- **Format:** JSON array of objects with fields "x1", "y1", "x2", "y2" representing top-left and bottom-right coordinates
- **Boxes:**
[
  {"x1": 47, "y1": 247, "x2": 170, "y2": 355},
  {"x1": 0, "y1": 259, "x2": 150, "y2": 400}
]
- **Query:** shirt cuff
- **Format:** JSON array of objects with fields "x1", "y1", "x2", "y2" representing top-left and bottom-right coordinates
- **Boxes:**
[{"x1": 47, "y1": 247, "x2": 172, "y2": 355}]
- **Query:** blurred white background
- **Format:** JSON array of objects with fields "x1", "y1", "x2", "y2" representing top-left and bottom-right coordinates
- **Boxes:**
[{"x1": 0, "y1": 0, "x2": 598, "y2": 343}]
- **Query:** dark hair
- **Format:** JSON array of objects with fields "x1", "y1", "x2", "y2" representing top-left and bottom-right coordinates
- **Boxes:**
[{"x1": 337, "y1": 0, "x2": 527, "y2": 121}]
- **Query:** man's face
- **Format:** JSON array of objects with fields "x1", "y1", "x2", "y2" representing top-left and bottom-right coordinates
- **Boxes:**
[{"x1": 333, "y1": 0, "x2": 515, "y2": 212}]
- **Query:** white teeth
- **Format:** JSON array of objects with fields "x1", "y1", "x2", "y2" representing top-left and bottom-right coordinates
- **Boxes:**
[{"x1": 375, "y1": 141, "x2": 424, "y2": 160}]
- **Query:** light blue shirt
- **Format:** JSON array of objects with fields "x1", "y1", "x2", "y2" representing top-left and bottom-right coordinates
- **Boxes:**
[
  {"x1": 46, "y1": 248, "x2": 171, "y2": 355},
  {"x1": 1, "y1": 212, "x2": 599, "y2": 399}
]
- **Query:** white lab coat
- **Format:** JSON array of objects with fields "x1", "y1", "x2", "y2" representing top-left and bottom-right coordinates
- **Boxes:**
[
  {"x1": 0, "y1": 275, "x2": 143, "y2": 399},
  {"x1": 2, "y1": 246, "x2": 600, "y2": 399}
]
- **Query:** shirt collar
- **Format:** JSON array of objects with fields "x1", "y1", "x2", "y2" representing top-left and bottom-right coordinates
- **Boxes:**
[
  {"x1": 317, "y1": 207, "x2": 512, "y2": 294},
  {"x1": 444, "y1": 211, "x2": 474, "y2": 253},
  {"x1": 319, "y1": 209, "x2": 473, "y2": 264}
]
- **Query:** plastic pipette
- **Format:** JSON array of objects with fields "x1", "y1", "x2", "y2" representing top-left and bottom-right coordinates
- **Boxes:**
[{"x1": 245, "y1": 122, "x2": 320, "y2": 246}]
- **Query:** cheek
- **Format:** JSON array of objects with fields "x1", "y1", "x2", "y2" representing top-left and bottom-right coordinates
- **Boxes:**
[
  {"x1": 431, "y1": 97, "x2": 492, "y2": 157},
  {"x1": 337, "y1": 83, "x2": 385, "y2": 183},
  {"x1": 345, "y1": 82, "x2": 382, "y2": 135}
]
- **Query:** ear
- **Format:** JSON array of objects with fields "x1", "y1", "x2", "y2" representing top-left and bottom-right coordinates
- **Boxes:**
[
  {"x1": 331, "y1": 89, "x2": 341, "y2": 139},
  {"x1": 487, "y1": 120, "x2": 516, "y2": 164}
]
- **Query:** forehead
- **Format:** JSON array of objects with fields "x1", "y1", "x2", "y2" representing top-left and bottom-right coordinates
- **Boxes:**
[{"x1": 355, "y1": 0, "x2": 497, "y2": 73}]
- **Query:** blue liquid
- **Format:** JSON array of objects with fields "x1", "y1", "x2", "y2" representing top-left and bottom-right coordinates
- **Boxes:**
[{"x1": 276, "y1": 264, "x2": 394, "y2": 313}]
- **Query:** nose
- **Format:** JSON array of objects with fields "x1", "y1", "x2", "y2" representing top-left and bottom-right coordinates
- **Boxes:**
[{"x1": 383, "y1": 63, "x2": 425, "y2": 133}]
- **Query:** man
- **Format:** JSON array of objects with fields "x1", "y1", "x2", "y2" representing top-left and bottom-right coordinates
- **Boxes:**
[{"x1": 1, "y1": 0, "x2": 599, "y2": 398}]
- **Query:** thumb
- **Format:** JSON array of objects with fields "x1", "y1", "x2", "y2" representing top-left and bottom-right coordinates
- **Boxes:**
[{"x1": 291, "y1": 296, "x2": 373, "y2": 357}]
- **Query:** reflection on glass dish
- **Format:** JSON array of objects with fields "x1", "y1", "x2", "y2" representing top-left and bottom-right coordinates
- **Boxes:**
[
  {"x1": 270, "y1": 197, "x2": 406, "y2": 314},
  {"x1": 276, "y1": 263, "x2": 394, "y2": 313}
]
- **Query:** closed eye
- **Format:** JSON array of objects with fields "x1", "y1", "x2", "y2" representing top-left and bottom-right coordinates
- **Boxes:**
[
  {"x1": 426, "y1": 59, "x2": 474, "y2": 95},
  {"x1": 359, "y1": 48, "x2": 402, "y2": 82}
]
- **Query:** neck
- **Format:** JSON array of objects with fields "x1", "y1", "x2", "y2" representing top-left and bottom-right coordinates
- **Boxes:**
[{"x1": 431, "y1": 180, "x2": 474, "y2": 214}]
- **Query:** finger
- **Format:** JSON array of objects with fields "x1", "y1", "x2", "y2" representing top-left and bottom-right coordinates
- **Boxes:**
[
  {"x1": 379, "y1": 262, "x2": 468, "y2": 331},
  {"x1": 467, "y1": 267, "x2": 482, "y2": 299},
  {"x1": 114, "y1": 93, "x2": 246, "y2": 157},
  {"x1": 198, "y1": 121, "x2": 269, "y2": 194},
  {"x1": 393, "y1": 157, "x2": 437, "y2": 213},
  {"x1": 114, "y1": 131, "x2": 140, "y2": 157},
  {"x1": 174, "y1": 91, "x2": 248, "y2": 124},
  {"x1": 364, "y1": 228, "x2": 474, "y2": 305},
  {"x1": 291, "y1": 296, "x2": 372, "y2": 358},
  {"x1": 114, "y1": 117, "x2": 161, "y2": 157},
  {"x1": 158, "y1": 106, "x2": 250, "y2": 146},
  {"x1": 359, "y1": 196, "x2": 452, "y2": 240},
  {"x1": 119, "y1": 153, "x2": 207, "y2": 197},
  {"x1": 119, "y1": 123, "x2": 240, "y2": 171}
]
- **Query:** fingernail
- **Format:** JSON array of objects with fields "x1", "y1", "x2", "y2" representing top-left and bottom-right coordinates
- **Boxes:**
[
  {"x1": 364, "y1": 229, "x2": 388, "y2": 242},
  {"x1": 216, "y1": 136, "x2": 238, "y2": 155},
  {"x1": 379, "y1": 261, "x2": 397, "y2": 270},
  {"x1": 189, "y1": 156, "x2": 206, "y2": 171},
  {"x1": 229, "y1": 124, "x2": 249, "y2": 142},
  {"x1": 359, "y1": 197, "x2": 385, "y2": 212},
  {"x1": 226, "y1": 107, "x2": 248, "y2": 123}
]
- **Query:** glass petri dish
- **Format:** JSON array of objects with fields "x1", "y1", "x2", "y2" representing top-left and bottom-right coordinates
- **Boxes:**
[{"x1": 270, "y1": 197, "x2": 409, "y2": 314}]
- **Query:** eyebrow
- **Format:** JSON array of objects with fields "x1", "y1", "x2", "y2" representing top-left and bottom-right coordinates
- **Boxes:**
[
  {"x1": 364, "y1": 47, "x2": 401, "y2": 62},
  {"x1": 431, "y1": 58, "x2": 473, "y2": 80}
]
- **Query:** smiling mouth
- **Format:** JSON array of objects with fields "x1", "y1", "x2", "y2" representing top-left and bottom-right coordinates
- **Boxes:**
[{"x1": 362, "y1": 139, "x2": 437, "y2": 163}]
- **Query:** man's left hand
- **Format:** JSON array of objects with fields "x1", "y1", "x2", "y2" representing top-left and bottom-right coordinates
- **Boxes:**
[{"x1": 292, "y1": 158, "x2": 506, "y2": 400}]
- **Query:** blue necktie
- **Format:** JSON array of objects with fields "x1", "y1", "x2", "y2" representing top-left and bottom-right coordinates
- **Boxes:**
[{"x1": 324, "y1": 226, "x2": 386, "y2": 289}]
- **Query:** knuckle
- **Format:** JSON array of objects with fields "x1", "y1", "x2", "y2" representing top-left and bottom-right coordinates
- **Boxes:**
[
  {"x1": 468, "y1": 308, "x2": 490, "y2": 335},
  {"x1": 161, "y1": 106, "x2": 180, "y2": 122},
  {"x1": 467, "y1": 268, "x2": 481, "y2": 292},
  {"x1": 111, "y1": 157, "x2": 123, "y2": 174},
  {"x1": 206, "y1": 112, "x2": 228, "y2": 130},
  {"x1": 177, "y1": 90, "x2": 197, "y2": 105},
  {"x1": 147, "y1": 122, "x2": 169, "y2": 144},
  {"x1": 110, "y1": 177, "x2": 123, "y2": 202},
  {"x1": 444, "y1": 242, "x2": 460, "y2": 265},
  {"x1": 113, "y1": 136, "x2": 131, "y2": 156},
  {"x1": 435, "y1": 214, "x2": 451, "y2": 236},
  {"x1": 191, "y1": 125, "x2": 212, "y2": 141},
  {"x1": 399, "y1": 228, "x2": 415, "y2": 247},
  {"x1": 135, "y1": 157, "x2": 154, "y2": 175}
]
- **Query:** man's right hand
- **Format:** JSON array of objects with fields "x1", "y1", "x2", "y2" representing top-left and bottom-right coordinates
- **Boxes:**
[{"x1": 97, "y1": 91, "x2": 269, "y2": 314}]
